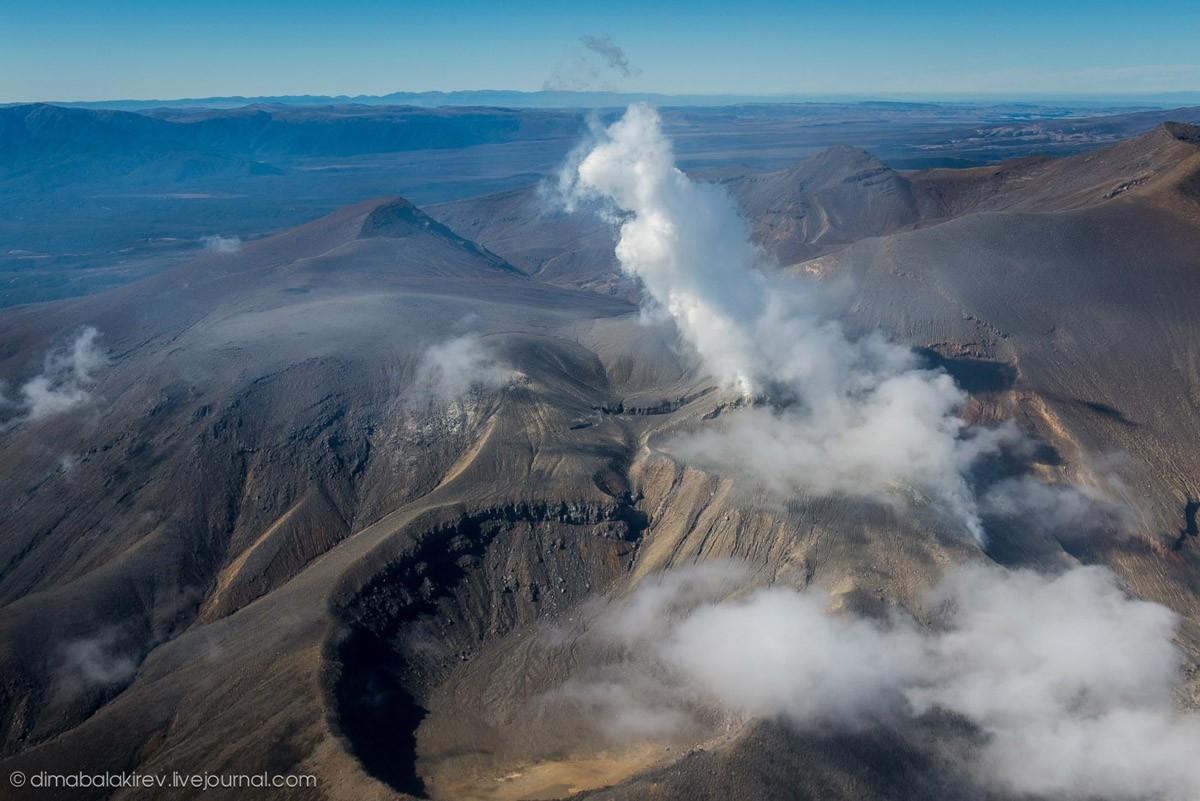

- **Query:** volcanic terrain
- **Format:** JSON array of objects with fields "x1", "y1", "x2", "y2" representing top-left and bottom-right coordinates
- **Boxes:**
[{"x1": 0, "y1": 118, "x2": 1198, "y2": 801}]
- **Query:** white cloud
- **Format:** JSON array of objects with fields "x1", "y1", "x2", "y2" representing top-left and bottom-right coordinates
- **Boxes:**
[
  {"x1": 914, "y1": 566, "x2": 1197, "y2": 799},
  {"x1": 55, "y1": 627, "x2": 139, "y2": 696},
  {"x1": 982, "y1": 474, "x2": 1136, "y2": 539},
  {"x1": 2, "y1": 327, "x2": 107, "y2": 427},
  {"x1": 202, "y1": 234, "x2": 241, "y2": 254},
  {"x1": 582, "y1": 562, "x2": 1200, "y2": 800},
  {"x1": 410, "y1": 333, "x2": 518, "y2": 405}
]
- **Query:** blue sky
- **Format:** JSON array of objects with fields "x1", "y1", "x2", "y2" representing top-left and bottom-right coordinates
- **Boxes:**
[{"x1": 3, "y1": 0, "x2": 1199, "y2": 102}]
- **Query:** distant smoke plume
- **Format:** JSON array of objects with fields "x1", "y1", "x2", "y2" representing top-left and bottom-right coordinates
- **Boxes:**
[
  {"x1": 558, "y1": 104, "x2": 1019, "y2": 540},
  {"x1": 410, "y1": 334, "x2": 518, "y2": 404},
  {"x1": 202, "y1": 235, "x2": 242, "y2": 254},
  {"x1": 575, "y1": 562, "x2": 1200, "y2": 800},
  {"x1": 0, "y1": 326, "x2": 107, "y2": 428},
  {"x1": 544, "y1": 35, "x2": 640, "y2": 92},
  {"x1": 580, "y1": 35, "x2": 635, "y2": 78}
]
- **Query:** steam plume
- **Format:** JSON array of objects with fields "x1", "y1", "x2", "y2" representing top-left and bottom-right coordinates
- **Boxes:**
[{"x1": 559, "y1": 104, "x2": 1015, "y2": 540}]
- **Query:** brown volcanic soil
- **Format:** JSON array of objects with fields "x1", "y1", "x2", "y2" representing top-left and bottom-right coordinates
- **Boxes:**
[
  {"x1": 0, "y1": 124, "x2": 1198, "y2": 801},
  {"x1": 907, "y1": 120, "x2": 1200, "y2": 218},
  {"x1": 724, "y1": 144, "x2": 921, "y2": 264}
]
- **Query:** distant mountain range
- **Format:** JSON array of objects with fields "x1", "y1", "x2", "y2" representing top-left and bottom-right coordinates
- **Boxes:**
[
  {"x1": 11, "y1": 88, "x2": 1200, "y2": 111},
  {"x1": 5, "y1": 99, "x2": 1200, "y2": 308}
]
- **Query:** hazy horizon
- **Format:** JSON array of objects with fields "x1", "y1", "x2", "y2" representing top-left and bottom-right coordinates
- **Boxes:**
[{"x1": 10, "y1": 87, "x2": 1200, "y2": 111}]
